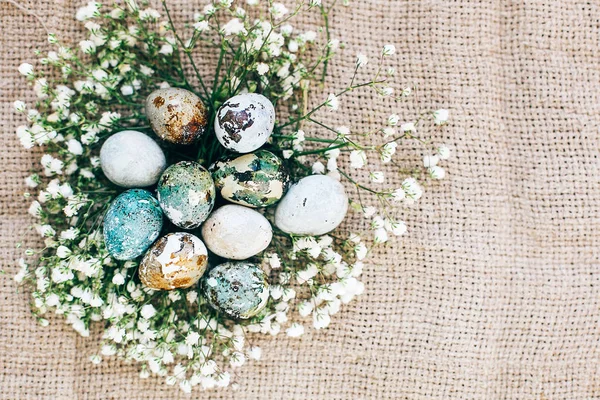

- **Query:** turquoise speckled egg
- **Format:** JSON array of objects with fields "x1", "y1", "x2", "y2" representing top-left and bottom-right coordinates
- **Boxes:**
[
  {"x1": 103, "y1": 189, "x2": 163, "y2": 260},
  {"x1": 209, "y1": 150, "x2": 290, "y2": 208},
  {"x1": 202, "y1": 262, "x2": 269, "y2": 319},
  {"x1": 157, "y1": 161, "x2": 216, "y2": 229}
]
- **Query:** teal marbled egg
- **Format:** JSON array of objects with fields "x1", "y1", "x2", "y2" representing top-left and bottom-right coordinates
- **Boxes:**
[
  {"x1": 202, "y1": 262, "x2": 269, "y2": 319},
  {"x1": 157, "y1": 161, "x2": 215, "y2": 229},
  {"x1": 103, "y1": 189, "x2": 163, "y2": 260},
  {"x1": 209, "y1": 150, "x2": 290, "y2": 208}
]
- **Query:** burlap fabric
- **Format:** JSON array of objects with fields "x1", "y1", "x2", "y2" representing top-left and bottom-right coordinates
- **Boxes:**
[{"x1": 2, "y1": 0, "x2": 599, "y2": 399}]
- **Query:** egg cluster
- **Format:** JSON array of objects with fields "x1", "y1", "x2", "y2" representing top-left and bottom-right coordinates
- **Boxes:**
[{"x1": 101, "y1": 88, "x2": 348, "y2": 319}]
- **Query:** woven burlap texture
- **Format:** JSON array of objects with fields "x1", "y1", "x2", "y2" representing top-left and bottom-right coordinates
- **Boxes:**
[{"x1": 2, "y1": 0, "x2": 600, "y2": 399}]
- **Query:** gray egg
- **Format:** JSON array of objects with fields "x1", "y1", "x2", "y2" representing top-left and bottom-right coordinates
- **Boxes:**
[
  {"x1": 145, "y1": 88, "x2": 208, "y2": 145},
  {"x1": 100, "y1": 130, "x2": 166, "y2": 188},
  {"x1": 214, "y1": 93, "x2": 275, "y2": 153},
  {"x1": 202, "y1": 261, "x2": 269, "y2": 319},
  {"x1": 274, "y1": 175, "x2": 349, "y2": 236},
  {"x1": 201, "y1": 204, "x2": 272, "y2": 260}
]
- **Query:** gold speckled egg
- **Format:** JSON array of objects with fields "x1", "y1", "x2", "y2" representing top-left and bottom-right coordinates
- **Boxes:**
[
  {"x1": 139, "y1": 232, "x2": 208, "y2": 290},
  {"x1": 145, "y1": 88, "x2": 208, "y2": 145}
]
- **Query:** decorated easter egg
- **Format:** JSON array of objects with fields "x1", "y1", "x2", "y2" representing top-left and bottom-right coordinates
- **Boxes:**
[
  {"x1": 274, "y1": 175, "x2": 348, "y2": 235},
  {"x1": 145, "y1": 88, "x2": 208, "y2": 145},
  {"x1": 100, "y1": 130, "x2": 166, "y2": 188},
  {"x1": 209, "y1": 150, "x2": 290, "y2": 208},
  {"x1": 202, "y1": 261, "x2": 269, "y2": 319},
  {"x1": 214, "y1": 93, "x2": 275, "y2": 153},
  {"x1": 201, "y1": 205, "x2": 272, "y2": 260},
  {"x1": 103, "y1": 189, "x2": 163, "y2": 260},
  {"x1": 157, "y1": 161, "x2": 216, "y2": 229},
  {"x1": 139, "y1": 232, "x2": 208, "y2": 290}
]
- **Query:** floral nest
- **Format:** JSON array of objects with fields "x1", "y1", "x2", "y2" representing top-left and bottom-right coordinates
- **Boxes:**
[{"x1": 14, "y1": 0, "x2": 450, "y2": 392}]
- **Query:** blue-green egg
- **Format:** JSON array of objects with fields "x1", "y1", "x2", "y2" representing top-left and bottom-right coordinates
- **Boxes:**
[
  {"x1": 202, "y1": 262, "x2": 269, "y2": 319},
  {"x1": 157, "y1": 161, "x2": 216, "y2": 229},
  {"x1": 103, "y1": 189, "x2": 163, "y2": 260}
]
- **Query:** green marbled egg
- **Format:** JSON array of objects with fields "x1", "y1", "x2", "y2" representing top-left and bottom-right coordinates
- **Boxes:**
[
  {"x1": 157, "y1": 161, "x2": 215, "y2": 229},
  {"x1": 209, "y1": 150, "x2": 290, "y2": 208},
  {"x1": 202, "y1": 262, "x2": 269, "y2": 319}
]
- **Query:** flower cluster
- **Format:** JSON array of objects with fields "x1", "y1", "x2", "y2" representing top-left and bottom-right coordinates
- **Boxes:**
[{"x1": 14, "y1": 0, "x2": 449, "y2": 393}]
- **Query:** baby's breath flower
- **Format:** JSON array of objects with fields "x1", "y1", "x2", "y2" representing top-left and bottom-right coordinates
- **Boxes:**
[
  {"x1": 325, "y1": 93, "x2": 339, "y2": 110},
  {"x1": 13, "y1": 100, "x2": 26, "y2": 112},
  {"x1": 286, "y1": 323, "x2": 305, "y2": 337},
  {"x1": 437, "y1": 144, "x2": 451, "y2": 160},
  {"x1": 356, "y1": 53, "x2": 368, "y2": 68},
  {"x1": 18, "y1": 63, "x2": 34, "y2": 77},
  {"x1": 382, "y1": 44, "x2": 396, "y2": 56},
  {"x1": 428, "y1": 166, "x2": 446, "y2": 180},
  {"x1": 433, "y1": 109, "x2": 449, "y2": 125}
]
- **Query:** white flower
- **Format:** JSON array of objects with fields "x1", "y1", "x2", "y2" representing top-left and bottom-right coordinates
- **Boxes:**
[
  {"x1": 349, "y1": 150, "x2": 366, "y2": 169},
  {"x1": 369, "y1": 171, "x2": 385, "y2": 183},
  {"x1": 36, "y1": 224, "x2": 56, "y2": 237},
  {"x1": 280, "y1": 23, "x2": 293, "y2": 36},
  {"x1": 120, "y1": 85, "x2": 134, "y2": 96},
  {"x1": 13, "y1": 100, "x2": 26, "y2": 112},
  {"x1": 310, "y1": 0, "x2": 322, "y2": 6},
  {"x1": 354, "y1": 243, "x2": 368, "y2": 260},
  {"x1": 221, "y1": 18, "x2": 247, "y2": 36},
  {"x1": 286, "y1": 323, "x2": 305, "y2": 337},
  {"x1": 381, "y1": 87, "x2": 394, "y2": 96},
  {"x1": 139, "y1": 8, "x2": 160, "y2": 20},
  {"x1": 268, "y1": 253, "x2": 281, "y2": 269},
  {"x1": 282, "y1": 150, "x2": 294, "y2": 159},
  {"x1": 380, "y1": 142, "x2": 397, "y2": 163},
  {"x1": 140, "y1": 304, "x2": 156, "y2": 319},
  {"x1": 402, "y1": 177, "x2": 423, "y2": 202},
  {"x1": 391, "y1": 187, "x2": 406, "y2": 202},
  {"x1": 56, "y1": 246, "x2": 71, "y2": 259},
  {"x1": 312, "y1": 161, "x2": 325, "y2": 174},
  {"x1": 186, "y1": 290, "x2": 198, "y2": 304},
  {"x1": 385, "y1": 219, "x2": 407, "y2": 236},
  {"x1": 186, "y1": 331, "x2": 201, "y2": 346},
  {"x1": 230, "y1": 351, "x2": 246, "y2": 367},
  {"x1": 388, "y1": 114, "x2": 400, "y2": 126},
  {"x1": 76, "y1": 1, "x2": 100, "y2": 21},
  {"x1": 89, "y1": 355, "x2": 101, "y2": 365},
  {"x1": 91, "y1": 69, "x2": 108, "y2": 81},
  {"x1": 313, "y1": 310, "x2": 331, "y2": 329},
  {"x1": 25, "y1": 175, "x2": 39, "y2": 188},
  {"x1": 248, "y1": 346, "x2": 262, "y2": 360},
  {"x1": 356, "y1": 53, "x2": 368, "y2": 68},
  {"x1": 246, "y1": 0, "x2": 259, "y2": 5},
  {"x1": 325, "y1": 93, "x2": 339, "y2": 111},
  {"x1": 428, "y1": 166, "x2": 446, "y2": 180},
  {"x1": 401, "y1": 122, "x2": 416, "y2": 133},
  {"x1": 159, "y1": 44, "x2": 173, "y2": 55},
  {"x1": 112, "y1": 273, "x2": 125, "y2": 285},
  {"x1": 374, "y1": 228, "x2": 388, "y2": 243},
  {"x1": 67, "y1": 139, "x2": 83, "y2": 155},
  {"x1": 433, "y1": 109, "x2": 449, "y2": 125},
  {"x1": 382, "y1": 44, "x2": 396, "y2": 56},
  {"x1": 18, "y1": 63, "x2": 34, "y2": 76},
  {"x1": 437, "y1": 144, "x2": 451, "y2": 160},
  {"x1": 297, "y1": 264, "x2": 319, "y2": 284},
  {"x1": 270, "y1": 3, "x2": 289, "y2": 19},
  {"x1": 200, "y1": 360, "x2": 217, "y2": 376},
  {"x1": 270, "y1": 285, "x2": 283, "y2": 300},
  {"x1": 79, "y1": 40, "x2": 96, "y2": 54},
  {"x1": 255, "y1": 63, "x2": 269, "y2": 76},
  {"x1": 28, "y1": 201, "x2": 42, "y2": 218},
  {"x1": 362, "y1": 206, "x2": 377, "y2": 218},
  {"x1": 423, "y1": 155, "x2": 439, "y2": 168}
]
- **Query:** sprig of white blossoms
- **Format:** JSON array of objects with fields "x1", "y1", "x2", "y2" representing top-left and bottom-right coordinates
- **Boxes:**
[{"x1": 14, "y1": 0, "x2": 449, "y2": 393}]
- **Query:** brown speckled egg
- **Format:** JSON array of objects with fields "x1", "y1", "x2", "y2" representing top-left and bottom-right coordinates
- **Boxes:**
[
  {"x1": 139, "y1": 232, "x2": 208, "y2": 290},
  {"x1": 145, "y1": 88, "x2": 208, "y2": 145}
]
